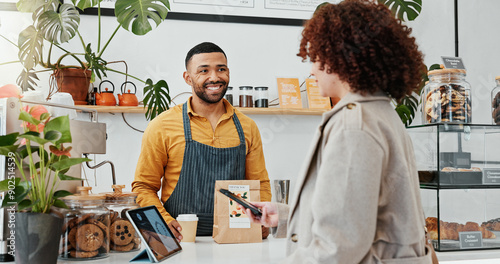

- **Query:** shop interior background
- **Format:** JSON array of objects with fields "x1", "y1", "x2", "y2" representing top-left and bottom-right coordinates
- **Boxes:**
[{"x1": 1, "y1": 0, "x2": 497, "y2": 222}]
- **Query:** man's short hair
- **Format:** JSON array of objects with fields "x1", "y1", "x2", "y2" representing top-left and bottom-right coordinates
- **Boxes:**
[{"x1": 185, "y1": 42, "x2": 227, "y2": 69}]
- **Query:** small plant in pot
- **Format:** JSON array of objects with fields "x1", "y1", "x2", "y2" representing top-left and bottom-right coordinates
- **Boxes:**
[
  {"x1": 0, "y1": 84, "x2": 91, "y2": 263},
  {"x1": 0, "y1": 0, "x2": 172, "y2": 119}
]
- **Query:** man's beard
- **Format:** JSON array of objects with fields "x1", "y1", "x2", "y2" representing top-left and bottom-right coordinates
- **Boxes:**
[{"x1": 193, "y1": 81, "x2": 228, "y2": 104}]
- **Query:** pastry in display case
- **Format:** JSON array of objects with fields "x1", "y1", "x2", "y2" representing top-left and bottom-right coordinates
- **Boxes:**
[{"x1": 408, "y1": 124, "x2": 500, "y2": 251}]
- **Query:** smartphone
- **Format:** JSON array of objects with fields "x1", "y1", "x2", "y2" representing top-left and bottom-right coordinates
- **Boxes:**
[{"x1": 219, "y1": 188, "x2": 262, "y2": 217}]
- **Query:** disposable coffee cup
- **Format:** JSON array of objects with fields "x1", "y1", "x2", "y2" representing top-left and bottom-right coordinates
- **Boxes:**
[{"x1": 176, "y1": 214, "x2": 198, "y2": 242}]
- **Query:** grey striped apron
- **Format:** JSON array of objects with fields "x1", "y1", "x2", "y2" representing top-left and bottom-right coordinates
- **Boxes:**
[{"x1": 164, "y1": 103, "x2": 246, "y2": 236}]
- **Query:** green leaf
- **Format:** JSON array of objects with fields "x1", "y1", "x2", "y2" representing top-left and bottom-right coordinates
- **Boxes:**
[
  {"x1": 378, "y1": 0, "x2": 422, "y2": 21},
  {"x1": 143, "y1": 79, "x2": 171, "y2": 120},
  {"x1": 17, "y1": 68, "x2": 39, "y2": 92},
  {"x1": 1, "y1": 186, "x2": 30, "y2": 208},
  {"x1": 0, "y1": 146, "x2": 19, "y2": 156},
  {"x1": 57, "y1": 173, "x2": 83, "y2": 181},
  {"x1": 52, "y1": 198, "x2": 68, "y2": 208},
  {"x1": 18, "y1": 25, "x2": 44, "y2": 74},
  {"x1": 19, "y1": 111, "x2": 40, "y2": 125},
  {"x1": 71, "y1": 0, "x2": 101, "y2": 10},
  {"x1": 44, "y1": 115, "x2": 72, "y2": 144},
  {"x1": 16, "y1": 0, "x2": 51, "y2": 12},
  {"x1": 235, "y1": 214, "x2": 241, "y2": 217},
  {"x1": 53, "y1": 190, "x2": 73, "y2": 198},
  {"x1": 50, "y1": 157, "x2": 90, "y2": 171},
  {"x1": 17, "y1": 199, "x2": 33, "y2": 211},
  {"x1": 0, "y1": 133, "x2": 19, "y2": 146},
  {"x1": 37, "y1": 3, "x2": 80, "y2": 44},
  {"x1": 0, "y1": 178, "x2": 21, "y2": 193},
  {"x1": 44, "y1": 130, "x2": 62, "y2": 141},
  {"x1": 19, "y1": 132, "x2": 50, "y2": 145},
  {"x1": 115, "y1": 0, "x2": 170, "y2": 35}
]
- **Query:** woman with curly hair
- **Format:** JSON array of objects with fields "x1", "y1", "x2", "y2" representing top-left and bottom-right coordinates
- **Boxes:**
[{"x1": 245, "y1": 0, "x2": 433, "y2": 263}]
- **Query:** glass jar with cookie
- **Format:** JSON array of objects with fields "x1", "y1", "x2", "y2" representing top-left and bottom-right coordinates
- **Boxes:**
[
  {"x1": 59, "y1": 186, "x2": 110, "y2": 260},
  {"x1": 422, "y1": 69, "x2": 471, "y2": 124},
  {"x1": 101, "y1": 184, "x2": 141, "y2": 253},
  {"x1": 491, "y1": 76, "x2": 500, "y2": 125}
]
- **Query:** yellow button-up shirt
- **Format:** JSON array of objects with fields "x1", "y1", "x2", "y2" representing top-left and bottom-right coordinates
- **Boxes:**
[{"x1": 132, "y1": 98, "x2": 272, "y2": 223}]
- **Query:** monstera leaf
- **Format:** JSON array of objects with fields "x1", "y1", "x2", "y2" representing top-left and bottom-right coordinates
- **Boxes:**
[
  {"x1": 16, "y1": 68, "x2": 40, "y2": 91},
  {"x1": 143, "y1": 78, "x2": 171, "y2": 120},
  {"x1": 71, "y1": 0, "x2": 101, "y2": 11},
  {"x1": 115, "y1": 0, "x2": 170, "y2": 35},
  {"x1": 378, "y1": 0, "x2": 422, "y2": 21},
  {"x1": 37, "y1": 3, "x2": 80, "y2": 44},
  {"x1": 16, "y1": 0, "x2": 50, "y2": 12},
  {"x1": 18, "y1": 25, "x2": 43, "y2": 70}
]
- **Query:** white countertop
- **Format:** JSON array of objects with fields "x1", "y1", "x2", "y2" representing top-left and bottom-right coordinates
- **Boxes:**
[{"x1": 56, "y1": 236, "x2": 500, "y2": 264}]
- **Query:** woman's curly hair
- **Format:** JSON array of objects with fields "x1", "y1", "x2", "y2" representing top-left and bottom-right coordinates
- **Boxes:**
[{"x1": 298, "y1": 0, "x2": 425, "y2": 101}]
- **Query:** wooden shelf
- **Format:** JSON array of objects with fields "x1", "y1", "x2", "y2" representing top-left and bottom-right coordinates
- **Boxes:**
[{"x1": 79, "y1": 105, "x2": 328, "y2": 116}]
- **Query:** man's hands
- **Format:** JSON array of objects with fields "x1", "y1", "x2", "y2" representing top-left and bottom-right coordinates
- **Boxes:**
[{"x1": 167, "y1": 219, "x2": 183, "y2": 241}]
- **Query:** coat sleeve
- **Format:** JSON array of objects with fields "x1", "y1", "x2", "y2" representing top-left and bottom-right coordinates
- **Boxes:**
[{"x1": 283, "y1": 129, "x2": 384, "y2": 264}]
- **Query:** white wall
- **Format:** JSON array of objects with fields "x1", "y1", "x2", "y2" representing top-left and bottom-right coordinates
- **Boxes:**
[{"x1": 1, "y1": 0, "x2": 457, "y2": 201}]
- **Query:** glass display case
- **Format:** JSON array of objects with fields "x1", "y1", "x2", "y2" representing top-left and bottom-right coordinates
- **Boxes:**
[{"x1": 407, "y1": 124, "x2": 500, "y2": 251}]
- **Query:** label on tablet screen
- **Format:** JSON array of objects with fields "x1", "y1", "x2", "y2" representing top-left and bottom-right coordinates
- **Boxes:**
[{"x1": 228, "y1": 185, "x2": 251, "y2": 228}]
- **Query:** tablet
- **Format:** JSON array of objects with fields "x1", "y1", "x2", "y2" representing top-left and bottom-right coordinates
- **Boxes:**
[
  {"x1": 126, "y1": 206, "x2": 182, "y2": 262},
  {"x1": 219, "y1": 188, "x2": 262, "y2": 216}
]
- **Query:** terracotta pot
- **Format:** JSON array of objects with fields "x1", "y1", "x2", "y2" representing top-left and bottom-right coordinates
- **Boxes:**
[{"x1": 54, "y1": 68, "x2": 91, "y2": 105}]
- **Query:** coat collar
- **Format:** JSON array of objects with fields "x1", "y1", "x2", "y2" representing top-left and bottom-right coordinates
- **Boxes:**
[{"x1": 320, "y1": 91, "x2": 391, "y2": 127}]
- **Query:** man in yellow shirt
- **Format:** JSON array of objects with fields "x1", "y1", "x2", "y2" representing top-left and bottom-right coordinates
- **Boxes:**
[{"x1": 132, "y1": 42, "x2": 272, "y2": 240}]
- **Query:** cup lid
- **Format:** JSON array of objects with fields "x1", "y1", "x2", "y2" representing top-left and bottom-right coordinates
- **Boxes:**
[{"x1": 176, "y1": 214, "x2": 198, "y2": 221}]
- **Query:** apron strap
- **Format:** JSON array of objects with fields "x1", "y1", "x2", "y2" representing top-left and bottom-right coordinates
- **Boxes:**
[{"x1": 182, "y1": 103, "x2": 192, "y2": 142}]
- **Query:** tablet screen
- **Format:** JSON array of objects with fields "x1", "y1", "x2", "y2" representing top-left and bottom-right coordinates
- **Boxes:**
[{"x1": 127, "y1": 206, "x2": 182, "y2": 262}]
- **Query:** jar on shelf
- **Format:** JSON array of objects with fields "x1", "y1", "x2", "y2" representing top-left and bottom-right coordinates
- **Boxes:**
[
  {"x1": 254, "y1": 86, "x2": 269, "y2": 108},
  {"x1": 101, "y1": 185, "x2": 141, "y2": 253},
  {"x1": 491, "y1": 76, "x2": 500, "y2": 125},
  {"x1": 225, "y1": 86, "x2": 233, "y2": 105},
  {"x1": 59, "y1": 186, "x2": 109, "y2": 260},
  {"x1": 239, "y1": 86, "x2": 253, "y2": 107},
  {"x1": 422, "y1": 68, "x2": 471, "y2": 124}
]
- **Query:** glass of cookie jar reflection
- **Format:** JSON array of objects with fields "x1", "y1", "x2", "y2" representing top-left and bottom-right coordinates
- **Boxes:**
[
  {"x1": 422, "y1": 69, "x2": 472, "y2": 124},
  {"x1": 101, "y1": 184, "x2": 141, "y2": 253},
  {"x1": 491, "y1": 76, "x2": 500, "y2": 125},
  {"x1": 59, "y1": 186, "x2": 110, "y2": 260}
]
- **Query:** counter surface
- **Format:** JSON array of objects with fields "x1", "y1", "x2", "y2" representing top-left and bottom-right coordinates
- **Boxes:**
[{"x1": 55, "y1": 236, "x2": 500, "y2": 264}]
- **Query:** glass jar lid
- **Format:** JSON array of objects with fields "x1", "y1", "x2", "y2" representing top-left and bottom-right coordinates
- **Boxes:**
[
  {"x1": 227, "y1": 86, "x2": 233, "y2": 90},
  {"x1": 239, "y1": 86, "x2": 253, "y2": 90},
  {"x1": 102, "y1": 185, "x2": 138, "y2": 202},
  {"x1": 62, "y1": 186, "x2": 106, "y2": 201},
  {"x1": 254, "y1": 86, "x2": 268, "y2": 90},
  {"x1": 428, "y1": 68, "x2": 466, "y2": 76}
]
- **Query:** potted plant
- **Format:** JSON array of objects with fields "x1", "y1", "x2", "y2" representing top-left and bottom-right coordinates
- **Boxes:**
[
  {"x1": 0, "y1": 84, "x2": 91, "y2": 263},
  {"x1": 0, "y1": 0, "x2": 172, "y2": 120}
]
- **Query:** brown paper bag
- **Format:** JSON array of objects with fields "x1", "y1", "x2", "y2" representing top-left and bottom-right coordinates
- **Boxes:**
[{"x1": 213, "y1": 180, "x2": 262, "y2": 244}]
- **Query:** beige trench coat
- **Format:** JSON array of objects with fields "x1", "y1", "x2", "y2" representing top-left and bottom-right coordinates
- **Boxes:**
[{"x1": 272, "y1": 92, "x2": 432, "y2": 264}]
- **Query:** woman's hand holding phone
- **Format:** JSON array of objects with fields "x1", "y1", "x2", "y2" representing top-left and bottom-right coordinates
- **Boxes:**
[{"x1": 245, "y1": 202, "x2": 279, "y2": 228}]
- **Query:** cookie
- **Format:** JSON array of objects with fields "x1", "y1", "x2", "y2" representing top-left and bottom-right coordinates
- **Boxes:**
[
  {"x1": 69, "y1": 249, "x2": 99, "y2": 258},
  {"x1": 63, "y1": 213, "x2": 95, "y2": 232},
  {"x1": 97, "y1": 213, "x2": 110, "y2": 226},
  {"x1": 110, "y1": 219, "x2": 135, "y2": 245},
  {"x1": 76, "y1": 224, "x2": 104, "y2": 252},
  {"x1": 87, "y1": 218, "x2": 109, "y2": 236},
  {"x1": 111, "y1": 241, "x2": 134, "y2": 252},
  {"x1": 68, "y1": 227, "x2": 78, "y2": 249},
  {"x1": 110, "y1": 210, "x2": 119, "y2": 223}
]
